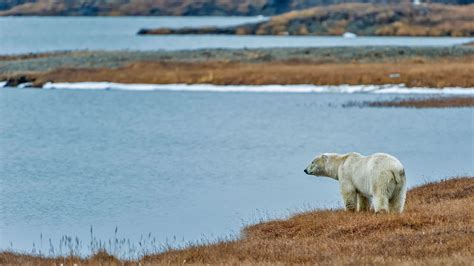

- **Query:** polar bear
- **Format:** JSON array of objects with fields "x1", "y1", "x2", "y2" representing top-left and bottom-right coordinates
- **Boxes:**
[{"x1": 304, "y1": 152, "x2": 406, "y2": 213}]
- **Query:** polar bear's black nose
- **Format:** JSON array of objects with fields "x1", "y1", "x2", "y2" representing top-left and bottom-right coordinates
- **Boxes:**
[{"x1": 304, "y1": 169, "x2": 308, "y2": 174}]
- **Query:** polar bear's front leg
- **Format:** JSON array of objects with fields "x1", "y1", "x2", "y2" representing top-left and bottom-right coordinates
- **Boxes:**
[
  {"x1": 357, "y1": 194, "x2": 370, "y2": 212},
  {"x1": 341, "y1": 190, "x2": 357, "y2": 211}
]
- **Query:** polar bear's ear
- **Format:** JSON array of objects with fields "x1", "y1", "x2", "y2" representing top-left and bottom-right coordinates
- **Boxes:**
[{"x1": 321, "y1": 154, "x2": 328, "y2": 161}]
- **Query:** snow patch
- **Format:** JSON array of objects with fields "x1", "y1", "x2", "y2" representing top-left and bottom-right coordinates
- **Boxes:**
[
  {"x1": 41, "y1": 82, "x2": 474, "y2": 95},
  {"x1": 18, "y1": 82, "x2": 33, "y2": 89},
  {"x1": 343, "y1": 32, "x2": 357, "y2": 38}
]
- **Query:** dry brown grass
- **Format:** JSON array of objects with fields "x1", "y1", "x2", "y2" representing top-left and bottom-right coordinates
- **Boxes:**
[
  {"x1": 143, "y1": 177, "x2": 474, "y2": 264},
  {"x1": 367, "y1": 97, "x2": 474, "y2": 108},
  {"x1": 6, "y1": 56, "x2": 474, "y2": 88},
  {"x1": 0, "y1": 251, "x2": 131, "y2": 266},
  {"x1": 1, "y1": 177, "x2": 473, "y2": 265}
]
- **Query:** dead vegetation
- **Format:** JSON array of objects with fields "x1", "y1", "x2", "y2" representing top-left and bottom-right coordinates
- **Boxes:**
[
  {"x1": 4, "y1": 56, "x2": 474, "y2": 88},
  {"x1": 1, "y1": 177, "x2": 473, "y2": 265}
]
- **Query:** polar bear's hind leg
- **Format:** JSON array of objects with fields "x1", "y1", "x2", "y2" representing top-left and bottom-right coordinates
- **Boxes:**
[
  {"x1": 389, "y1": 170, "x2": 406, "y2": 213},
  {"x1": 372, "y1": 171, "x2": 396, "y2": 213},
  {"x1": 389, "y1": 194, "x2": 403, "y2": 213},
  {"x1": 389, "y1": 185, "x2": 406, "y2": 213}
]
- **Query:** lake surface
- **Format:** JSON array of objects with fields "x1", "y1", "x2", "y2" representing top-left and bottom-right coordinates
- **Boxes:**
[
  {"x1": 1, "y1": 88, "x2": 473, "y2": 256},
  {"x1": 1, "y1": 16, "x2": 473, "y2": 54}
]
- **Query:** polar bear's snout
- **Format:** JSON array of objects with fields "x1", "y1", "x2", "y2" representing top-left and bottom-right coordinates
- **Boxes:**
[
  {"x1": 304, "y1": 164, "x2": 318, "y2": 175},
  {"x1": 304, "y1": 155, "x2": 326, "y2": 176},
  {"x1": 304, "y1": 162, "x2": 314, "y2": 175},
  {"x1": 304, "y1": 162, "x2": 317, "y2": 175}
]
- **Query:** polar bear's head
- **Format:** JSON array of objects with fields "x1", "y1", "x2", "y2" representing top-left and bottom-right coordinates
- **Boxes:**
[{"x1": 304, "y1": 154, "x2": 328, "y2": 176}]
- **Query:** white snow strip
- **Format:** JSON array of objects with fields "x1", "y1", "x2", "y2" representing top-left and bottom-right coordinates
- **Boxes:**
[
  {"x1": 372, "y1": 87, "x2": 474, "y2": 95},
  {"x1": 17, "y1": 82, "x2": 33, "y2": 89},
  {"x1": 41, "y1": 82, "x2": 474, "y2": 95},
  {"x1": 0, "y1": 81, "x2": 7, "y2": 88}
]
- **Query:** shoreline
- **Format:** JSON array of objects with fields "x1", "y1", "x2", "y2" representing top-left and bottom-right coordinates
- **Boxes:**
[
  {"x1": 5, "y1": 82, "x2": 473, "y2": 108},
  {"x1": 1, "y1": 177, "x2": 473, "y2": 264},
  {"x1": 6, "y1": 81, "x2": 474, "y2": 95}
]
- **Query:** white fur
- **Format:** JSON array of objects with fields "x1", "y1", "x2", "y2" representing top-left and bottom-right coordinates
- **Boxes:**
[{"x1": 304, "y1": 152, "x2": 406, "y2": 213}]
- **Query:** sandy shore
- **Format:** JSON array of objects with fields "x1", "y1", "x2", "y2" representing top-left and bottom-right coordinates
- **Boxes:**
[{"x1": 1, "y1": 177, "x2": 472, "y2": 265}]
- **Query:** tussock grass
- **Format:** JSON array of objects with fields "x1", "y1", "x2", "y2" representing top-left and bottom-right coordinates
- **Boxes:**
[{"x1": 1, "y1": 177, "x2": 473, "y2": 265}]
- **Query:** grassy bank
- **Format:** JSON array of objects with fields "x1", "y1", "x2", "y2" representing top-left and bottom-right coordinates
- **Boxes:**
[
  {"x1": 1, "y1": 47, "x2": 474, "y2": 88},
  {"x1": 1, "y1": 177, "x2": 473, "y2": 265},
  {"x1": 139, "y1": 3, "x2": 474, "y2": 37}
]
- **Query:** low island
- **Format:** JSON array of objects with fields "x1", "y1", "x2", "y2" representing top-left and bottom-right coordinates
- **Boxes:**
[
  {"x1": 2, "y1": 46, "x2": 474, "y2": 89},
  {"x1": 138, "y1": 3, "x2": 474, "y2": 37}
]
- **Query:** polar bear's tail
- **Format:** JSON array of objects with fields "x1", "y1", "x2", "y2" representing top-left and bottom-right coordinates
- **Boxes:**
[{"x1": 392, "y1": 169, "x2": 405, "y2": 184}]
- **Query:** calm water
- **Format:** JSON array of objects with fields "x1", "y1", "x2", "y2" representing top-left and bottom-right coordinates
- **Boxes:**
[
  {"x1": 0, "y1": 88, "x2": 473, "y2": 255},
  {"x1": 1, "y1": 17, "x2": 473, "y2": 54}
]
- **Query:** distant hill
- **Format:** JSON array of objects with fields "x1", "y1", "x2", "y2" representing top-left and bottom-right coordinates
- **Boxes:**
[
  {"x1": 139, "y1": 3, "x2": 474, "y2": 36},
  {"x1": 0, "y1": 0, "x2": 473, "y2": 16}
]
